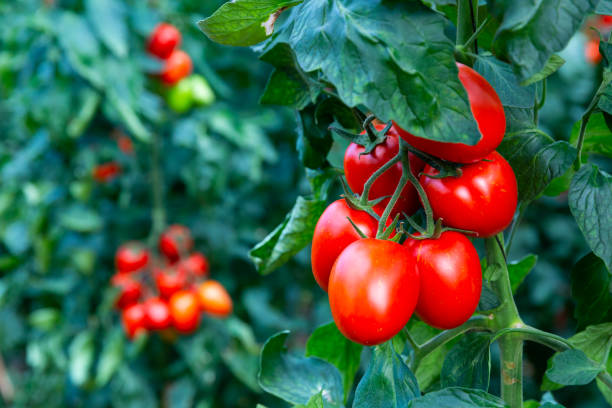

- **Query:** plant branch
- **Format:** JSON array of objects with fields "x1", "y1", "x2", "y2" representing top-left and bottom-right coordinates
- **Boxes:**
[
  {"x1": 505, "y1": 202, "x2": 528, "y2": 254},
  {"x1": 148, "y1": 132, "x2": 166, "y2": 246},
  {"x1": 377, "y1": 149, "x2": 409, "y2": 237},
  {"x1": 359, "y1": 155, "x2": 400, "y2": 206}
]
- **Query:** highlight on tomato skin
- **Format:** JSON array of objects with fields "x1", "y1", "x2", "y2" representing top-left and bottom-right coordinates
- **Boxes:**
[
  {"x1": 169, "y1": 290, "x2": 201, "y2": 333},
  {"x1": 196, "y1": 280, "x2": 233, "y2": 317},
  {"x1": 144, "y1": 297, "x2": 172, "y2": 330}
]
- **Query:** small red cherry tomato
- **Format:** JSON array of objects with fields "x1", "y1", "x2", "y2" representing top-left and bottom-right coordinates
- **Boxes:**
[
  {"x1": 93, "y1": 162, "x2": 121, "y2": 183},
  {"x1": 155, "y1": 267, "x2": 188, "y2": 299},
  {"x1": 159, "y1": 224, "x2": 193, "y2": 262},
  {"x1": 197, "y1": 280, "x2": 232, "y2": 318},
  {"x1": 160, "y1": 50, "x2": 192, "y2": 85},
  {"x1": 147, "y1": 23, "x2": 181, "y2": 59},
  {"x1": 169, "y1": 290, "x2": 201, "y2": 333},
  {"x1": 144, "y1": 297, "x2": 172, "y2": 330},
  {"x1": 179, "y1": 252, "x2": 209, "y2": 277},
  {"x1": 111, "y1": 273, "x2": 143, "y2": 309},
  {"x1": 115, "y1": 242, "x2": 149, "y2": 273},
  {"x1": 122, "y1": 303, "x2": 147, "y2": 339}
]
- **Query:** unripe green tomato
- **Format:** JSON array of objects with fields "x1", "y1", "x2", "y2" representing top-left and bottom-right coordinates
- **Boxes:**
[
  {"x1": 188, "y1": 74, "x2": 215, "y2": 106},
  {"x1": 166, "y1": 79, "x2": 194, "y2": 113}
]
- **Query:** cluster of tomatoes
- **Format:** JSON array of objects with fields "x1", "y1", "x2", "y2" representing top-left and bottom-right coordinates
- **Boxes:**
[
  {"x1": 111, "y1": 225, "x2": 233, "y2": 339},
  {"x1": 147, "y1": 23, "x2": 215, "y2": 113},
  {"x1": 583, "y1": 15, "x2": 612, "y2": 65},
  {"x1": 312, "y1": 63, "x2": 518, "y2": 346}
]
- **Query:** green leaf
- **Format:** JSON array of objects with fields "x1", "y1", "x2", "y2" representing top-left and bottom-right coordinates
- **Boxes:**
[
  {"x1": 499, "y1": 129, "x2": 576, "y2": 202},
  {"x1": 407, "y1": 387, "x2": 508, "y2": 407},
  {"x1": 478, "y1": 283, "x2": 502, "y2": 312},
  {"x1": 571, "y1": 252, "x2": 612, "y2": 330},
  {"x1": 110, "y1": 366, "x2": 157, "y2": 407},
  {"x1": 353, "y1": 342, "x2": 419, "y2": 407},
  {"x1": 404, "y1": 320, "x2": 451, "y2": 391},
  {"x1": 306, "y1": 322, "x2": 363, "y2": 401},
  {"x1": 520, "y1": 55, "x2": 565, "y2": 86},
  {"x1": 249, "y1": 196, "x2": 326, "y2": 274},
  {"x1": 441, "y1": 332, "x2": 491, "y2": 391},
  {"x1": 28, "y1": 308, "x2": 61, "y2": 331},
  {"x1": 295, "y1": 105, "x2": 333, "y2": 169},
  {"x1": 95, "y1": 328, "x2": 124, "y2": 388},
  {"x1": 569, "y1": 113, "x2": 612, "y2": 159},
  {"x1": 59, "y1": 205, "x2": 104, "y2": 233},
  {"x1": 293, "y1": 392, "x2": 327, "y2": 408},
  {"x1": 265, "y1": 0, "x2": 480, "y2": 145},
  {"x1": 508, "y1": 254, "x2": 537, "y2": 293},
  {"x1": 198, "y1": 0, "x2": 303, "y2": 46},
  {"x1": 597, "y1": 0, "x2": 612, "y2": 14},
  {"x1": 258, "y1": 331, "x2": 343, "y2": 405},
  {"x1": 166, "y1": 377, "x2": 197, "y2": 408},
  {"x1": 474, "y1": 54, "x2": 535, "y2": 108},
  {"x1": 106, "y1": 90, "x2": 151, "y2": 143},
  {"x1": 489, "y1": 0, "x2": 596, "y2": 81},
  {"x1": 67, "y1": 88, "x2": 101, "y2": 138},
  {"x1": 69, "y1": 331, "x2": 95, "y2": 387},
  {"x1": 546, "y1": 349, "x2": 603, "y2": 385},
  {"x1": 570, "y1": 323, "x2": 612, "y2": 362},
  {"x1": 569, "y1": 164, "x2": 612, "y2": 272},
  {"x1": 86, "y1": 0, "x2": 128, "y2": 57}
]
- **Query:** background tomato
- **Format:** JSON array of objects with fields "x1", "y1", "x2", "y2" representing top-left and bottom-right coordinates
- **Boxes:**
[
  {"x1": 144, "y1": 297, "x2": 172, "y2": 330},
  {"x1": 115, "y1": 242, "x2": 150, "y2": 273},
  {"x1": 147, "y1": 23, "x2": 181, "y2": 59},
  {"x1": 111, "y1": 273, "x2": 143, "y2": 309},
  {"x1": 420, "y1": 151, "x2": 518, "y2": 237},
  {"x1": 166, "y1": 78, "x2": 194, "y2": 113},
  {"x1": 197, "y1": 280, "x2": 232, "y2": 317},
  {"x1": 344, "y1": 123, "x2": 425, "y2": 218},
  {"x1": 396, "y1": 63, "x2": 505, "y2": 163},
  {"x1": 160, "y1": 50, "x2": 192, "y2": 85},
  {"x1": 159, "y1": 224, "x2": 194, "y2": 261},
  {"x1": 585, "y1": 39, "x2": 602, "y2": 64},
  {"x1": 180, "y1": 252, "x2": 209, "y2": 277},
  {"x1": 122, "y1": 303, "x2": 147, "y2": 339},
  {"x1": 188, "y1": 74, "x2": 216, "y2": 106},
  {"x1": 169, "y1": 290, "x2": 201, "y2": 333},
  {"x1": 92, "y1": 162, "x2": 121, "y2": 183},
  {"x1": 311, "y1": 199, "x2": 379, "y2": 291},
  {"x1": 155, "y1": 268, "x2": 188, "y2": 299},
  {"x1": 404, "y1": 231, "x2": 482, "y2": 329}
]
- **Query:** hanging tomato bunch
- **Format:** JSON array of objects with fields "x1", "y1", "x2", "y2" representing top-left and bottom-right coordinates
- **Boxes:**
[
  {"x1": 111, "y1": 224, "x2": 233, "y2": 339},
  {"x1": 312, "y1": 63, "x2": 517, "y2": 346}
]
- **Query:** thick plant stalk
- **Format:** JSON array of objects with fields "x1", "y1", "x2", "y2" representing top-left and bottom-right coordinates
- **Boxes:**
[{"x1": 149, "y1": 132, "x2": 167, "y2": 246}]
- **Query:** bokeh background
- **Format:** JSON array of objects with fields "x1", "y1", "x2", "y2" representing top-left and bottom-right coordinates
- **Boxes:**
[{"x1": 0, "y1": 1, "x2": 608, "y2": 407}]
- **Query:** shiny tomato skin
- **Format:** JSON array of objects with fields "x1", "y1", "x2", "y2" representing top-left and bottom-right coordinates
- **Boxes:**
[
  {"x1": 111, "y1": 273, "x2": 143, "y2": 309},
  {"x1": 197, "y1": 280, "x2": 233, "y2": 317},
  {"x1": 93, "y1": 162, "x2": 121, "y2": 183},
  {"x1": 311, "y1": 200, "x2": 379, "y2": 292},
  {"x1": 169, "y1": 290, "x2": 201, "y2": 333},
  {"x1": 122, "y1": 303, "x2": 147, "y2": 339},
  {"x1": 396, "y1": 63, "x2": 506, "y2": 164},
  {"x1": 328, "y1": 238, "x2": 419, "y2": 345},
  {"x1": 420, "y1": 151, "x2": 517, "y2": 238},
  {"x1": 179, "y1": 252, "x2": 209, "y2": 277},
  {"x1": 160, "y1": 50, "x2": 192, "y2": 85},
  {"x1": 404, "y1": 231, "x2": 482, "y2": 329},
  {"x1": 144, "y1": 297, "x2": 172, "y2": 330},
  {"x1": 115, "y1": 242, "x2": 150, "y2": 273},
  {"x1": 159, "y1": 224, "x2": 193, "y2": 261},
  {"x1": 147, "y1": 23, "x2": 181, "y2": 59},
  {"x1": 344, "y1": 124, "x2": 425, "y2": 218},
  {"x1": 155, "y1": 268, "x2": 188, "y2": 299}
]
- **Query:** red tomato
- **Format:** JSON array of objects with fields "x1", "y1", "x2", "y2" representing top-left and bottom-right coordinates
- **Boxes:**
[
  {"x1": 328, "y1": 238, "x2": 419, "y2": 345},
  {"x1": 585, "y1": 39, "x2": 602, "y2": 65},
  {"x1": 404, "y1": 231, "x2": 482, "y2": 329},
  {"x1": 115, "y1": 242, "x2": 149, "y2": 273},
  {"x1": 420, "y1": 151, "x2": 517, "y2": 238},
  {"x1": 159, "y1": 224, "x2": 193, "y2": 261},
  {"x1": 93, "y1": 162, "x2": 121, "y2": 183},
  {"x1": 117, "y1": 135, "x2": 134, "y2": 155},
  {"x1": 311, "y1": 199, "x2": 379, "y2": 292},
  {"x1": 344, "y1": 123, "x2": 425, "y2": 218},
  {"x1": 144, "y1": 297, "x2": 172, "y2": 330},
  {"x1": 122, "y1": 303, "x2": 147, "y2": 339},
  {"x1": 160, "y1": 50, "x2": 192, "y2": 85},
  {"x1": 179, "y1": 252, "x2": 209, "y2": 277},
  {"x1": 147, "y1": 23, "x2": 181, "y2": 59},
  {"x1": 111, "y1": 273, "x2": 143, "y2": 309},
  {"x1": 197, "y1": 280, "x2": 232, "y2": 317},
  {"x1": 155, "y1": 267, "x2": 188, "y2": 299},
  {"x1": 396, "y1": 62, "x2": 506, "y2": 164},
  {"x1": 169, "y1": 290, "x2": 201, "y2": 333}
]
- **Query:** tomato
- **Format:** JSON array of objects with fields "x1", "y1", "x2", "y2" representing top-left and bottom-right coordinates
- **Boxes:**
[
  {"x1": 166, "y1": 78, "x2": 194, "y2": 113},
  {"x1": 328, "y1": 238, "x2": 419, "y2": 345},
  {"x1": 111, "y1": 273, "x2": 143, "y2": 309},
  {"x1": 116, "y1": 135, "x2": 134, "y2": 155},
  {"x1": 311, "y1": 199, "x2": 379, "y2": 291},
  {"x1": 159, "y1": 224, "x2": 193, "y2": 261},
  {"x1": 344, "y1": 123, "x2": 425, "y2": 218},
  {"x1": 188, "y1": 75, "x2": 215, "y2": 106},
  {"x1": 404, "y1": 231, "x2": 482, "y2": 329},
  {"x1": 144, "y1": 297, "x2": 172, "y2": 330},
  {"x1": 122, "y1": 303, "x2": 147, "y2": 339},
  {"x1": 396, "y1": 62, "x2": 505, "y2": 164},
  {"x1": 179, "y1": 252, "x2": 209, "y2": 277},
  {"x1": 147, "y1": 23, "x2": 181, "y2": 59},
  {"x1": 160, "y1": 50, "x2": 192, "y2": 85},
  {"x1": 155, "y1": 267, "x2": 188, "y2": 299},
  {"x1": 93, "y1": 162, "x2": 121, "y2": 183},
  {"x1": 197, "y1": 280, "x2": 232, "y2": 317},
  {"x1": 115, "y1": 242, "x2": 149, "y2": 273},
  {"x1": 585, "y1": 39, "x2": 602, "y2": 65},
  {"x1": 169, "y1": 290, "x2": 201, "y2": 333},
  {"x1": 420, "y1": 151, "x2": 517, "y2": 237}
]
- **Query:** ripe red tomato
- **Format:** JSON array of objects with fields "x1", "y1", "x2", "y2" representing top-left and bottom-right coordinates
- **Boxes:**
[
  {"x1": 93, "y1": 162, "x2": 121, "y2": 183},
  {"x1": 159, "y1": 224, "x2": 193, "y2": 261},
  {"x1": 160, "y1": 50, "x2": 192, "y2": 85},
  {"x1": 311, "y1": 199, "x2": 379, "y2": 292},
  {"x1": 344, "y1": 123, "x2": 425, "y2": 218},
  {"x1": 179, "y1": 252, "x2": 209, "y2": 277},
  {"x1": 404, "y1": 231, "x2": 482, "y2": 329},
  {"x1": 328, "y1": 238, "x2": 419, "y2": 345},
  {"x1": 117, "y1": 135, "x2": 134, "y2": 155},
  {"x1": 197, "y1": 280, "x2": 232, "y2": 317},
  {"x1": 111, "y1": 273, "x2": 143, "y2": 309},
  {"x1": 147, "y1": 23, "x2": 181, "y2": 59},
  {"x1": 155, "y1": 267, "x2": 188, "y2": 299},
  {"x1": 420, "y1": 151, "x2": 517, "y2": 237},
  {"x1": 585, "y1": 39, "x2": 602, "y2": 65},
  {"x1": 144, "y1": 297, "x2": 172, "y2": 330},
  {"x1": 122, "y1": 303, "x2": 147, "y2": 339},
  {"x1": 115, "y1": 242, "x2": 149, "y2": 273},
  {"x1": 169, "y1": 290, "x2": 201, "y2": 333},
  {"x1": 396, "y1": 62, "x2": 505, "y2": 164}
]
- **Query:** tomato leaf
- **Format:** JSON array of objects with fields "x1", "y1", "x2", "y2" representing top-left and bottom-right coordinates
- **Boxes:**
[
  {"x1": 569, "y1": 164, "x2": 612, "y2": 272},
  {"x1": 69, "y1": 330, "x2": 95, "y2": 387},
  {"x1": 296, "y1": 105, "x2": 333, "y2": 169},
  {"x1": 474, "y1": 54, "x2": 535, "y2": 109},
  {"x1": 571, "y1": 252, "x2": 612, "y2": 330},
  {"x1": 519, "y1": 54, "x2": 565, "y2": 87},
  {"x1": 258, "y1": 331, "x2": 344, "y2": 405},
  {"x1": 353, "y1": 342, "x2": 419, "y2": 407},
  {"x1": 94, "y1": 328, "x2": 124, "y2": 388},
  {"x1": 570, "y1": 112, "x2": 612, "y2": 159},
  {"x1": 292, "y1": 392, "x2": 325, "y2": 408},
  {"x1": 508, "y1": 254, "x2": 537, "y2": 293},
  {"x1": 263, "y1": 0, "x2": 480, "y2": 145},
  {"x1": 85, "y1": 0, "x2": 128, "y2": 58},
  {"x1": 306, "y1": 322, "x2": 363, "y2": 401},
  {"x1": 441, "y1": 332, "x2": 492, "y2": 391},
  {"x1": 406, "y1": 387, "x2": 508, "y2": 407},
  {"x1": 546, "y1": 349, "x2": 603, "y2": 385}
]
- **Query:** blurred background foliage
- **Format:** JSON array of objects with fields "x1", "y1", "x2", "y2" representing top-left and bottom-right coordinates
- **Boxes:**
[{"x1": 0, "y1": 0, "x2": 608, "y2": 407}]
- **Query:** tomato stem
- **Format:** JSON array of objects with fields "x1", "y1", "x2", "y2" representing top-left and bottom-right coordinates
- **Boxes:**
[
  {"x1": 148, "y1": 132, "x2": 167, "y2": 246},
  {"x1": 376, "y1": 148, "x2": 409, "y2": 238},
  {"x1": 460, "y1": 15, "x2": 491, "y2": 52},
  {"x1": 456, "y1": 0, "x2": 476, "y2": 65},
  {"x1": 359, "y1": 155, "x2": 401, "y2": 207}
]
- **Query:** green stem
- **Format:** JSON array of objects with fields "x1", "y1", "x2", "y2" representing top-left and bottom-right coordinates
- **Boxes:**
[
  {"x1": 574, "y1": 111, "x2": 591, "y2": 170},
  {"x1": 456, "y1": 0, "x2": 475, "y2": 64},
  {"x1": 377, "y1": 148, "x2": 409, "y2": 237},
  {"x1": 148, "y1": 132, "x2": 166, "y2": 246},
  {"x1": 461, "y1": 16, "x2": 491, "y2": 51},
  {"x1": 505, "y1": 202, "x2": 527, "y2": 254},
  {"x1": 359, "y1": 155, "x2": 401, "y2": 206}
]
